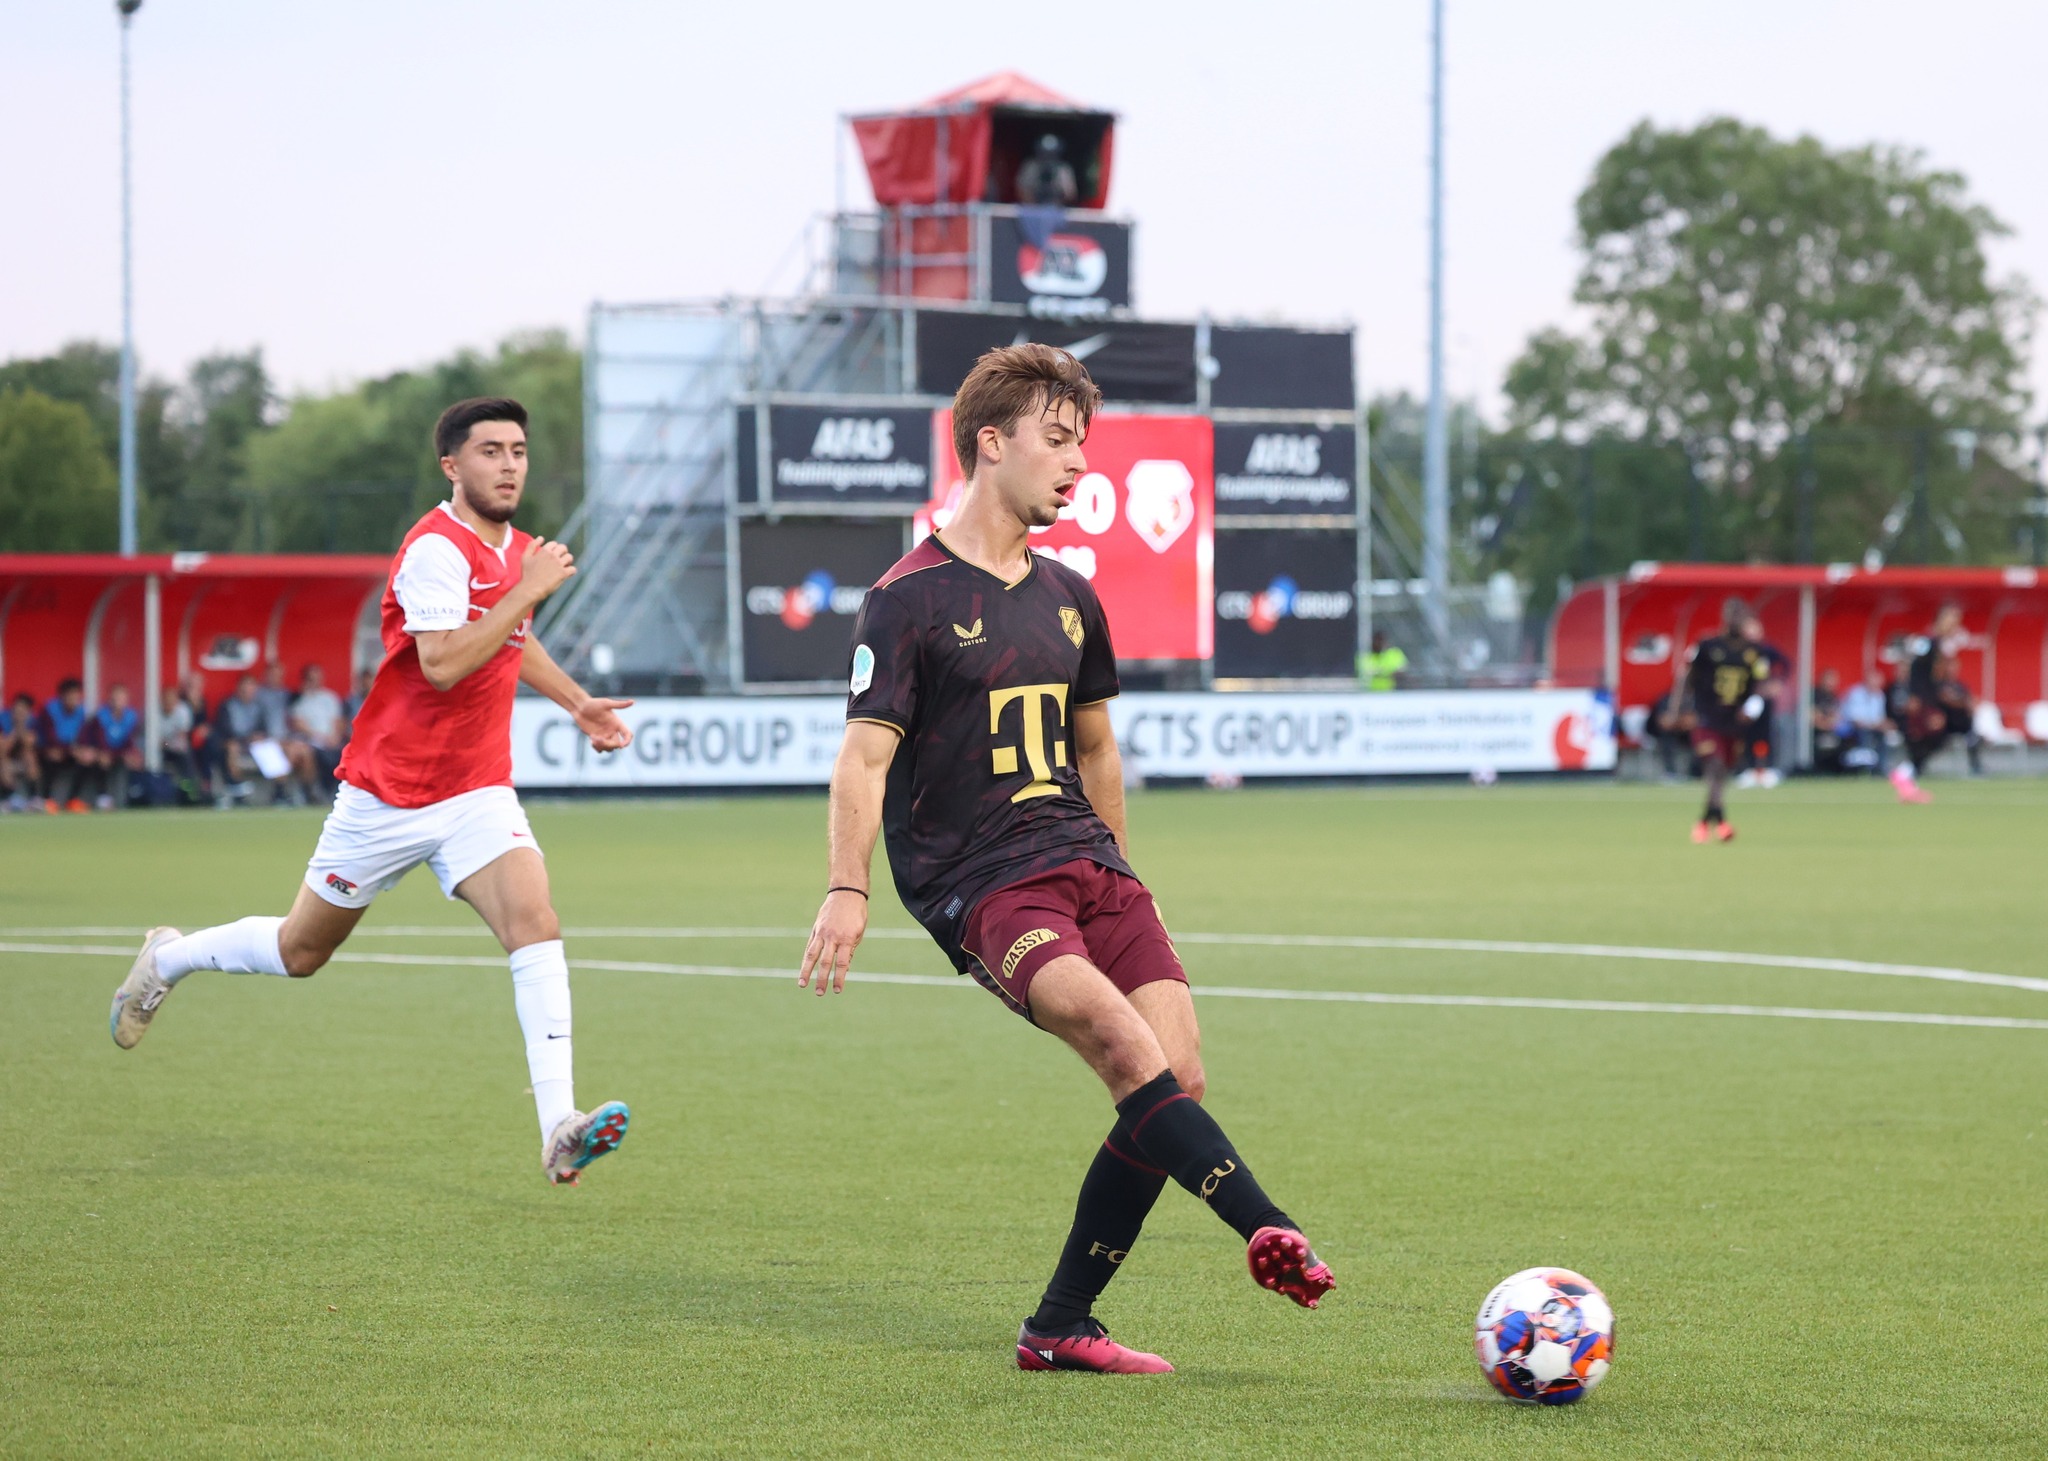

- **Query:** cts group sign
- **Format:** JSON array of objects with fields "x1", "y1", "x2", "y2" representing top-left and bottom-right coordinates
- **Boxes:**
[
  {"x1": 922, "y1": 410, "x2": 1214, "y2": 661},
  {"x1": 511, "y1": 690, "x2": 1616, "y2": 787}
]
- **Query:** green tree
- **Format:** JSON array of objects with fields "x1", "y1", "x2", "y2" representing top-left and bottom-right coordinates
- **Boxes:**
[
  {"x1": 1501, "y1": 118, "x2": 2037, "y2": 571},
  {"x1": 248, "y1": 331, "x2": 582, "y2": 551},
  {"x1": 0, "y1": 390, "x2": 119, "y2": 551}
]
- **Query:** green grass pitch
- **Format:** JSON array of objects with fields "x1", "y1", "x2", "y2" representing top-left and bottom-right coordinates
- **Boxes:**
[{"x1": 3, "y1": 779, "x2": 2046, "y2": 1457}]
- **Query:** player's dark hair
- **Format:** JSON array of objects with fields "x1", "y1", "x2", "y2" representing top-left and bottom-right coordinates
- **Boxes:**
[
  {"x1": 434, "y1": 397, "x2": 528, "y2": 459},
  {"x1": 57, "y1": 677, "x2": 82, "y2": 696},
  {"x1": 951, "y1": 344, "x2": 1102, "y2": 478}
]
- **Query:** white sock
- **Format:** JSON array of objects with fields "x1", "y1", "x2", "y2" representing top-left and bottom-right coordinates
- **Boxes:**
[
  {"x1": 157, "y1": 917, "x2": 289, "y2": 984},
  {"x1": 511, "y1": 940, "x2": 575, "y2": 1142}
]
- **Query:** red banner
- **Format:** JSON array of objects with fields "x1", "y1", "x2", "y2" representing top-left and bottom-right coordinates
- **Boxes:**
[{"x1": 921, "y1": 412, "x2": 1214, "y2": 660}]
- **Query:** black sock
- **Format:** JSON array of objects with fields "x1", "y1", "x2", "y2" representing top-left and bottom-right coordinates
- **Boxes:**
[
  {"x1": 1114, "y1": 1072, "x2": 1292, "y2": 1242},
  {"x1": 1029, "y1": 1131, "x2": 1169, "y2": 1333},
  {"x1": 1703, "y1": 805, "x2": 1723, "y2": 824}
]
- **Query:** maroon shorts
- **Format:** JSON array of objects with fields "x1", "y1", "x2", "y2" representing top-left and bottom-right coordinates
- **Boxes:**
[
  {"x1": 960, "y1": 860, "x2": 1189, "y2": 1022},
  {"x1": 1691, "y1": 728, "x2": 1750, "y2": 764}
]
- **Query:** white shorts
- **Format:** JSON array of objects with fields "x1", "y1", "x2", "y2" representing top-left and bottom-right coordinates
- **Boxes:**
[{"x1": 304, "y1": 783, "x2": 541, "y2": 910}]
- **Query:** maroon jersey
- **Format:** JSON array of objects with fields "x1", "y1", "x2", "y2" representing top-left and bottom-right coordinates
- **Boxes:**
[
  {"x1": 847, "y1": 534, "x2": 1133, "y2": 967},
  {"x1": 338, "y1": 504, "x2": 532, "y2": 808},
  {"x1": 1684, "y1": 634, "x2": 1769, "y2": 733}
]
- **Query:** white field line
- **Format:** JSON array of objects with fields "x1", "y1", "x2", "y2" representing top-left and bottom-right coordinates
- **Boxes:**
[
  {"x1": 10, "y1": 924, "x2": 2048, "y2": 996},
  {"x1": 10, "y1": 941, "x2": 2048, "y2": 1033}
]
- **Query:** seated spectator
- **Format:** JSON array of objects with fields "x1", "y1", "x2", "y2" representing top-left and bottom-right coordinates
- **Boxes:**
[
  {"x1": 1, "y1": 690, "x2": 40, "y2": 812},
  {"x1": 289, "y1": 664, "x2": 347, "y2": 798},
  {"x1": 157, "y1": 683, "x2": 202, "y2": 801},
  {"x1": 35, "y1": 678, "x2": 92, "y2": 813},
  {"x1": 180, "y1": 671, "x2": 217, "y2": 797},
  {"x1": 214, "y1": 672, "x2": 293, "y2": 805},
  {"x1": 1642, "y1": 685, "x2": 1691, "y2": 781},
  {"x1": 1838, "y1": 669, "x2": 1891, "y2": 774},
  {"x1": 257, "y1": 662, "x2": 319, "y2": 805},
  {"x1": 343, "y1": 667, "x2": 374, "y2": 741},
  {"x1": 1810, "y1": 668, "x2": 1844, "y2": 773},
  {"x1": 82, "y1": 683, "x2": 145, "y2": 809}
]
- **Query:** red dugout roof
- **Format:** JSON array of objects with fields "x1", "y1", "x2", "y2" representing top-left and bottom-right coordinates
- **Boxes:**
[
  {"x1": 1549, "y1": 563, "x2": 2048, "y2": 758},
  {"x1": 0, "y1": 553, "x2": 391, "y2": 770}
]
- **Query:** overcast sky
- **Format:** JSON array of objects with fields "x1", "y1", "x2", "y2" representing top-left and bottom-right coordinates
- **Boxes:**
[{"x1": 6, "y1": 0, "x2": 2044, "y2": 419}]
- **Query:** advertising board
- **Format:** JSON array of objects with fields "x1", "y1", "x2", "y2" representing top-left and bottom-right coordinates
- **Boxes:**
[
  {"x1": 1212, "y1": 423, "x2": 1357, "y2": 518},
  {"x1": 735, "y1": 405, "x2": 931, "y2": 507},
  {"x1": 985, "y1": 214, "x2": 1132, "y2": 318},
  {"x1": 1212, "y1": 529, "x2": 1359, "y2": 679},
  {"x1": 737, "y1": 519, "x2": 907, "y2": 684},
  {"x1": 512, "y1": 689, "x2": 1616, "y2": 787},
  {"x1": 913, "y1": 310, "x2": 1198, "y2": 403},
  {"x1": 924, "y1": 410, "x2": 1213, "y2": 661}
]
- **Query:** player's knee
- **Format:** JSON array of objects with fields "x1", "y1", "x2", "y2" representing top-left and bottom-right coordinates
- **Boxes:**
[
  {"x1": 1177, "y1": 1064, "x2": 1207, "y2": 1103},
  {"x1": 281, "y1": 942, "x2": 330, "y2": 978},
  {"x1": 509, "y1": 907, "x2": 561, "y2": 949},
  {"x1": 1094, "y1": 1021, "x2": 1168, "y2": 1093}
]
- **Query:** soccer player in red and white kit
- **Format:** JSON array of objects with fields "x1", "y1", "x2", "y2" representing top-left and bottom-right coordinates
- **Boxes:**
[{"x1": 110, "y1": 398, "x2": 636, "y2": 1186}]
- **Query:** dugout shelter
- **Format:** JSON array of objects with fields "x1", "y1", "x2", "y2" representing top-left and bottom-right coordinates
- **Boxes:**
[
  {"x1": 1550, "y1": 563, "x2": 2048, "y2": 765},
  {"x1": 0, "y1": 553, "x2": 389, "y2": 771}
]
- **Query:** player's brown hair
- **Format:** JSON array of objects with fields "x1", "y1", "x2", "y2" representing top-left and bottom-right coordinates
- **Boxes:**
[
  {"x1": 950, "y1": 344, "x2": 1102, "y2": 478},
  {"x1": 434, "y1": 397, "x2": 528, "y2": 459}
]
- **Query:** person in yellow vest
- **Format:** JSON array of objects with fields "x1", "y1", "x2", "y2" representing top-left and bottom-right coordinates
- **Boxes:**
[{"x1": 1359, "y1": 631, "x2": 1408, "y2": 691}]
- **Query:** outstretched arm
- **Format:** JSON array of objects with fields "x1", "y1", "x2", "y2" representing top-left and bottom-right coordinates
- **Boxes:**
[
  {"x1": 797, "y1": 720, "x2": 901, "y2": 996},
  {"x1": 1073, "y1": 701, "x2": 1128, "y2": 860},
  {"x1": 519, "y1": 635, "x2": 634, "y2": 752}
]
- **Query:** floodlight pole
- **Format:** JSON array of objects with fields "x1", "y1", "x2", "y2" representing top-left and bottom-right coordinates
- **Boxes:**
[
  {"x1": 1422, "y1": 0, "x2": 1451, "y2": 665},
  {"x1": 117, "y1": 0, "x2": 142, "y2": 557}
]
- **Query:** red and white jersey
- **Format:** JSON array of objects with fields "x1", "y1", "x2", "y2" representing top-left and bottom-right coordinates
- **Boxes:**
[{"x1": 337, "y1": 501, "x2": 532, "y2": 808}]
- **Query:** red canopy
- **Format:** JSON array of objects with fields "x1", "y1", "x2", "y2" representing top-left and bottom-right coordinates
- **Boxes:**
[
  {"x1": 0, "y1": 553, "x2": 390, "y2": 767},
  {"x1": 848, "y1": 72, "x2": 1116, "y2": 208},
  {"x1": 1549, "y1": 563, "x2": 2048, "y2": 754}
]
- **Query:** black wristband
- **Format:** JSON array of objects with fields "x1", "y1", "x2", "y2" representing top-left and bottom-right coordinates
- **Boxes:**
[{"x1": 827, "y1": 886, "x2": 868, "y2": 898}]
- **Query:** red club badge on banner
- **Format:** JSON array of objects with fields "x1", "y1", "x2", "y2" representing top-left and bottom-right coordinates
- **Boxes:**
[{"x1": 921, "y1": 412, "x2": 1215, "y2": 660}]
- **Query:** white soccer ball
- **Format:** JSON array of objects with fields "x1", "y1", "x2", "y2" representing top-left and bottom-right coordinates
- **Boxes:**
[{"x1": 1474, "y1": 1267, "x2": 1614, "y2": 1405}]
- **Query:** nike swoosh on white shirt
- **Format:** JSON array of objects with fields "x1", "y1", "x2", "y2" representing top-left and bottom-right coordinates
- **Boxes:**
[{"x1": 470, "y1": 577, "x2": 501, "y2": 591}]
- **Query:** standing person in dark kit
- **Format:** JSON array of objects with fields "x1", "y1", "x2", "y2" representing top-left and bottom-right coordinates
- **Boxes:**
[
  {"x1": 799, "y1": 345, "x2": 1335, "y2": 1376},
  {"x1": 1736, "y1": 634, "x2": 1790, "y2": 788},
  {"x1": 1682, "y1": 600, "x2": 1775, "y2": 843},
  {"x1": 1891, "y1": 604, "x2": 1978, "y2": 801}
]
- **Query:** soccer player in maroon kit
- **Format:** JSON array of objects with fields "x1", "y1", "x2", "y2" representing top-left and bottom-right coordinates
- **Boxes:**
[
  {"x1": 110, "y1": 399, "x2": 636, "y2": 1186},
  {"x1": 1682, "y1": 599, "x2": 1775, "y2": 842},
  {"x1": 799, "y1": 346, "x2": 1335, "y2": 1374}
]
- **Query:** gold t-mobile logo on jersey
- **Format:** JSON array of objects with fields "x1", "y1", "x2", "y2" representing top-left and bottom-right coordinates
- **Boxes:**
[{"x1": 988, "y1": 683, "x2": 1070, "y2": 802}]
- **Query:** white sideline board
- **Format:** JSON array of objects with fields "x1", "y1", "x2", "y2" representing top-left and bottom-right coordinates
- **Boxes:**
[{"x1": 510, "y1": 690, "x2": 1616, "y2": 789}]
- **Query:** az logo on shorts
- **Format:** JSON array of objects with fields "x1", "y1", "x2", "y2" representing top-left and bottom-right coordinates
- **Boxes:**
[{"x1": 325, "y1": 873, "x2": 359, "y2": 898}]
